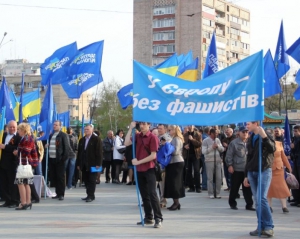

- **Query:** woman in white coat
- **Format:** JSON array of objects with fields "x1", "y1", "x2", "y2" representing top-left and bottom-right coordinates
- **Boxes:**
[{"x1": 113, "y1": 129, "x2": 126, "y2": 184}]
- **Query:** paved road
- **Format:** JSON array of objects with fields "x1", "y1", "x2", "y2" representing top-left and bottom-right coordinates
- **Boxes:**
[{"x1": 0, "y1": 176, "x2": 299, "y2": 239}]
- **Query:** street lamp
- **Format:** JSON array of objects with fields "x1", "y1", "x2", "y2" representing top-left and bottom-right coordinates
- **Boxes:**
[{"x1": 0, "y1": 32, "x2": 7, "y2": 47}]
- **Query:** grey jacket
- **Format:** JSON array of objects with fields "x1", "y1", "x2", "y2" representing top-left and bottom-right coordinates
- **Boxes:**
[{"x1": 225, "y1": 137, "x2": 247, "y2": 172}]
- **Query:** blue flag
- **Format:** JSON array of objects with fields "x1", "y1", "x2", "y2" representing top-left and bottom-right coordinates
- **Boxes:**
[
  {"x1": 294, "y1": 84, "x2": 300, "y2": 101},
  {"x1": 286, "y1": 37, "x2": 300, "y2": 64},
  {"x1": 264, "y1": 50, "x2": 281, "y2": 98},
  {"x1": 19, "y1": 73, "x2": 25, "y2": 122},
  {"x1": 39, "y1": 82, "x2": 54, "y2": 140},
  {"x1": 202, "y1": 32, "x2": 218, "y2": 79},
  {"x1": 117, "y1": 83, "x2": 133, "y2": 109},
  {"x1": 58, "y1": 111, "x2": 70, "y2": 132},
  {"x1": 0, "y1": 78, "x2": 16, "y2": 122},
  {"x1": 133, "y1": 51, "x2": 264, "y2": 126},
  {"x1": 283, "y1": 115, "x2": 291, "y2": 156},
  {"x1": 176, "y1": 50, "x2": 193, "y2": 75},
  {"x1": 27, "y1": 115, "x2": 39, "y2": 132},
  {"x1": 40, "y1": 42, "x2": 77, "y2": 86},
  {"x1": 61, "y1": 41, "x2": 104, "y2": 99},
  {"x1": 274, "y1": 20, "x2": 290, "y2": 79}
]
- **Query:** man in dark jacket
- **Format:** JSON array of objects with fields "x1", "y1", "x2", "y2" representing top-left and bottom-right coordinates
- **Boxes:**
[
  {"x1": 76, "y1": 124, "x2": 103, "y2": 202},
  {"x1": 183, "y1": 125, "x2": 202, "y2": 193},
  {"x1": 244, "y1": 121, "x2": 276, "y2": 237},
  {"x1": 290, "y1": 125, "x2": 300, "y2": 207},
  {"x1": 102, "y1": 130, "x2": 114, "y2": 183},
  {"x1": 0, "y1": 120, "x2": 21, "y2": 208},
  {"x1": 48, "y1": 121, "x2": 70, "y2": 201}
]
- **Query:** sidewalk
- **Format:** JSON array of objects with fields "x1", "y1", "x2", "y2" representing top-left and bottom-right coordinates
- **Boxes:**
[{"x1": 0, "y1": 176, "x2": 299, "y2": 238}]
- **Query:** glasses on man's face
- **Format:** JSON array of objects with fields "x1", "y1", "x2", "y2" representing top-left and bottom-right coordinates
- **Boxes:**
[{"x1": 241, "y1": 131, "x2": 248, "y2": 134}]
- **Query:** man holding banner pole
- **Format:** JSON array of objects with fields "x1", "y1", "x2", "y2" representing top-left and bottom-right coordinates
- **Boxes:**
[
  {"x1": 125, "y1": 121, "x2": 163, "y2": 228},
  {"x1": 244, "y1": 121, "x2": 275, "y2": 237}
]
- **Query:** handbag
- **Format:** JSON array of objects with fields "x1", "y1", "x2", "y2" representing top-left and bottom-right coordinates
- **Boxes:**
[
  {"x1": 16, "y1": 155, "x2": 34, "y2": 179},
  {"x1": 286, "y1": 172, "x2": 299, "y2": 189},
  {"x1": 117, "y1": 138, "x2": 126, "y2": 154}
]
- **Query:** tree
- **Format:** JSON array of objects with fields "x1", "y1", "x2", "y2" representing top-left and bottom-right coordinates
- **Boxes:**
[{"x1": 92, "y1": 79, "x2": 132, "y2": 137}]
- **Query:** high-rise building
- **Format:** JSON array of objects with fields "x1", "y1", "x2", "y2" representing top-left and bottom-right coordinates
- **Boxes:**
[{"x1": 133, "y1": 0, "x2": 250, "y2": 78}]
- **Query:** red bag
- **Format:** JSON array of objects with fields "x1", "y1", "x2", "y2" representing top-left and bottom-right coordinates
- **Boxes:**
[{"x1": 286, "y1": 173, "x2": 299, "y2": 189}]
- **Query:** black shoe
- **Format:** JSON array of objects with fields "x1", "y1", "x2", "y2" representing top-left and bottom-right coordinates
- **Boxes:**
[
  {"x1": 31, "y1": 199, "x2": 39, "y2": 203},
  {"x1": 26, "y1": 203, "x2": 32, "y2": 210},
  {"x1": 105, "y1": 180, "x2": 109, "y2": 183},
  {"x1": 187, "y1": 188, "x2": 195, "y2": 192},
  {"x1": 168, "y1": 204, "x2": 180, "y2": 211},
  {"x1": 236, "y1": 193, "x2": 240, "y2": 199},
  {"x1": 282, "y1": 207, "x2": 289, "y2": 213},
  {"x1": 137, "y1": 218, "x2": 154, "y2": 225},
  {"x1": 8, "y1": 204, "x2": 19, "y2": 208},
  {"x1": 126, "y1": 182, "x2": 133, "y2": 185},
  {"x1": 246, "y1": 206, "x2": 256, "y2": 211},
  {"x1": 154, "y1": 219, "x2": 162, "y2": 228},
  {"x1": 230, "y1": 206, "x2": 238, "y2": 210},
  {"x1": 58, "y1": 196, "x2": 64, "y2": 201},
  {"x1": 133, "y1": 181, "x2": 136, "y2": 185},
  {"x1": 52, "y1": 195, "x2": 59, "y2": 199},
  {"x1": 81, "y1": 197, "x2": 88, "y2": 200},
  {"x1": 289, "y1": 198, "x2": 296, "y2": 203},
  {"x1": 86, "y1": 198, "x2": 94, "y2": 203},
  {"x1": 196, "y1": 188, "x2": 202, "y2": 193},
  {"x1": 290, "y1": 202, "x2": 300, "y2": 206},
  {"x1": 249, "y1": 229, "x2": 260, "y2": 236},
  {"x1": 15, "y1": 204, "x2": 27, "y2": 210},
  {"x1": 0, "y1": 202, "x2": 10, "y2": 207}
]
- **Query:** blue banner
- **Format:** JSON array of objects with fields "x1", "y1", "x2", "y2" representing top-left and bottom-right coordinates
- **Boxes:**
[
  {"x1": 264, "y1": 50, "x2": 281, "y2": 98},
  {"x1": 202, "y1": 32, "x2": 218, "y2": 79},
  {"x1": 286, "y1": 37, "x2": 300, "y2": 64},
  {"x1": 133, "y1": 51, "x2": 264, "y2": 126},
  {"x1": 40, "y1": 42, "x2": 77, "y2": 85},
  {"x1": 117, "y1": 83, "x2": 133, "y2": 109},
  {"x1": 274, "y1": 20, "x2": 290, "y2": 79},
  {"x1": 61, "y1": 41, "x2": 104, "y2": 99},
  {"x1": 0, "y1": 78, "x2": 16, "y2": 122}
]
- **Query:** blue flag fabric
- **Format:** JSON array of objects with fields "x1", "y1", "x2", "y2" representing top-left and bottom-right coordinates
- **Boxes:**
[
  {"x1": 19, "y1": 74, "x2": 25, "y2": 122},
  {"x1": 286, "y1": 37, "x2": 300, "y2": 64},
  {"x1": 133, "y1": 51, "x2": 264, "y2": 126},
  {"x1": 39, "y1": 82, "x2": 54, "y2": 140},
  {"x1": 61, "y1": 41, "x2": 104, "y2": 99},
  {"x1": 0, "y1": 78, "x2": 16, "y2": 122},
  {"x1": 117, "y1": 83, "x2": 133, "y2": 109},
  {"x1": 295, "y1": 70, "x2": 300, "y2": 85},
  {"x1": 264, "y1": 50, "x2": 281, "y2": 98},
  {"x1": 274, "y1": 20, "x2": 290, "y2": 79},
  {"x1": 283, "y1": 115, "x2": 291, "y2": 156},
  {"x1": 40, "y1": 42, "x2": 78, "y2": 86},
  {"x1": 27, "y1": 115, "x2": 39, "y2": 132},
  {"x1": 203, "y1": 32, "x2": 218, "y2": 79},
  {"x1": 57, "y1": 111, "x2": 70, "y2": 129},
  {"x1": 294, "y1": 84, "x2": 300, "y2": 101},
  {"x1": 176, "y1": 50, "x2": 193, "y2": 75}
]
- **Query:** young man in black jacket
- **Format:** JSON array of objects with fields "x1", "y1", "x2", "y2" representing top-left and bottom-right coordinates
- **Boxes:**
[
  {"x1": 243, "y1": 121, "x2": 275, "y2": 237},
  {"x1": 290, "y1": 125, "x2": 300, "y2": 207}
]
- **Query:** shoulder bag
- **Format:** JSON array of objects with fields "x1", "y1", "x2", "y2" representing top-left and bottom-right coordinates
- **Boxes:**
[
  {"x1": 117, "y1": 138, "x2": 126, "y2": 154},
  {"x1": 16, "y1": 154, "x2": 34, "y2": 179}
]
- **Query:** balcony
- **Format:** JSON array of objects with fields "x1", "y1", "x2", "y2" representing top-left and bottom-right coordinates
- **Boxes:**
[
  {"x1": 241, "y1": 24, "x2": 250, "y2": 33},
  {"x1": 230, "y1": 33, "x2": 238, "y2": 40},
  {"x1": 215, "y1": 16, "x2": 225, "y2": 25},
  {"x1": 230, "y1": 45, "x2": 240, "y2": 52},
  {"x1": 216, "y1": 29, "x2": 224, "y2": 36},
  {"x1": 242, "y1": 48, "x2": 250, "y2": 55}
]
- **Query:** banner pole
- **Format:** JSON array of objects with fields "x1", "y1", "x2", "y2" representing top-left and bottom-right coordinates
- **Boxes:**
[
  {"x1": 44, "y1": 139, "x2": 49, "y2": 199},
  {"x1": 257, "y1": 122, "x2": 262, "y2": 236},
  {"x1": 132, "y1": 128, "x2": 144, "y2": 226}
]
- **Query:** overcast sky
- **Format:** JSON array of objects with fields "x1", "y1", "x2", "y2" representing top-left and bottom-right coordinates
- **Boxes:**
[{"x1": 0, "y1": 0, "x2": 299, "y2": 87}]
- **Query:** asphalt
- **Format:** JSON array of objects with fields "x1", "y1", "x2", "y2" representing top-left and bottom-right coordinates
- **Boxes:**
[{"x1": 0, "y1": 175, "x2": 299, "y2": 239}]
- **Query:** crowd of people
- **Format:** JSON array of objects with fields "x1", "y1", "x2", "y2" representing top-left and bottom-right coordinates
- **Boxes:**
[{"x1": 0, "y1": 120, "x2": 299, "y2": 237}]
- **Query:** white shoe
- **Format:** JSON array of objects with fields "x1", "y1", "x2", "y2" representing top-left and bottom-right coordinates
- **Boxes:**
[
  {"x1": 209, "y1": 195, "x2": 214, "y2": 199},
  {"x1": 216, "y1": 195, "x2": 221, "y2": 199}
]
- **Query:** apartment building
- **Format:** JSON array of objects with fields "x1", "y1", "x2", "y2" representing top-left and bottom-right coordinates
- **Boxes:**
[{"x1": 133, "y1": 0, "x2": 251, "y2": 78}]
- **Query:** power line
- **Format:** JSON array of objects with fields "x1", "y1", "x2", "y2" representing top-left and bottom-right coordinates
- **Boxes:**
[{"x1": 0, "y1": 3, "x2": 133, "y2": 13}]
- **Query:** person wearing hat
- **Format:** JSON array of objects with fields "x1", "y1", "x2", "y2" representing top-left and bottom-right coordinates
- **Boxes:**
[{"x1": 225, "y1": 126, "x2": 254, "y2": 211}]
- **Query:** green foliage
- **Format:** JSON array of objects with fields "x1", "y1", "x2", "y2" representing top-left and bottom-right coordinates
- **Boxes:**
[{"x1": 92, "y1": 79, "x2": 132, "y2": 137}]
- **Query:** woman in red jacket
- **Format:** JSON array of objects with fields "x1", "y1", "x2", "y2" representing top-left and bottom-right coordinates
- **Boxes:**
[{"x1": 13, "y1": 123, "x2": 38, "y2": 210}]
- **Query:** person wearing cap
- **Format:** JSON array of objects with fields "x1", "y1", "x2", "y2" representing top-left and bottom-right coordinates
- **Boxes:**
[{"x1": 225, "y1": 126, "x2": 254, "y2": 211}]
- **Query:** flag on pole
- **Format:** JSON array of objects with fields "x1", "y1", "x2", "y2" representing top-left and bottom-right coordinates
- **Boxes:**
[
  {"x1": 9, "y1": 90, "x2": 20, "y2": 122},
  {"x1": 274, "y1": 20, "x2": 290, "y2": 79},
  {"x1": 40, "y1": 42, "x2": 78, "y2": 85},
  {"x1": 58, "y1": 111, "x2": 70, "y2": 133},
  {"x1": 0, "y1": 78, "x2": 16, "y2": 122},
  {"x1": 283, "y1": 115, "x2": 291, "y2": 156},
  {"x1": 18, "y1": 90, "x2": 41, "y2": 120},
  {"x1": 117, "y1": 83, "x2": 133, "y2": 109},
  {"x1": 202, "y1": 32, "x2": 218, "y2": 79},
  {"x1": 177, "y1": 57, "x2": 199, "y2": 82},
  {"x1": 153, "y1": 53, "x2": 179, "y2": 76},
  {"x1": 18, "y1": 73, "x2": 25, "y2": 123},
  {"x1": 0, "y1": 106, "x2": 6, "y2": 159},
  {"x1": 286, "y1": 37, "x2": 300, "y2": 64},
  {"x1": 61, "y1": 41, "x2": 104, "y2": 99},
  {"x1": 264, "y1": 50, "x2": 281, "y2": 98},
  {"x1": 176, "y1": 50, "x2": 193, "y2": 75}
]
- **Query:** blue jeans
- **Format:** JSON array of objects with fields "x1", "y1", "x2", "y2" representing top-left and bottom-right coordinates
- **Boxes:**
[
  {"x1": 34, "y1": 161, "x2": 43, "y2": 176},
  {"x1": 247, "y1": 168, "x2": 274, "y2": 231},
  {"x1": 65, "y1": 158, "x2": 76, "y2": 189},
  {"x1": 201, "y1": 155, "x2": 207, "y2": 189}
]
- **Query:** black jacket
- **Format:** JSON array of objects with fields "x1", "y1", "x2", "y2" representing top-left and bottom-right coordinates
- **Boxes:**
[
  {"x1": 102, "y1": 137, "x2": 114, "y2": 161},
  {"x1": 0, "y1": 133, "x2": 22, "y2": 170},
  {"x1": 245, "y1": 133, "x2": 276, "y2": 175},
  {"x1": 76, "y1": 134, "x2": 103, "y2": 170},
  {"x1": 49, "y1": 131, "x2": 70, "y2": 163}
]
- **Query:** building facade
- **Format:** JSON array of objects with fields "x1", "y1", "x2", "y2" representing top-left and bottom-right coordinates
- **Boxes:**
[
  {"x1": 133, "y1": 0, "x2": 250, "y2": 78},
  {"x1": 0, "y1": 59, "x2": 91, "y2": 121}
]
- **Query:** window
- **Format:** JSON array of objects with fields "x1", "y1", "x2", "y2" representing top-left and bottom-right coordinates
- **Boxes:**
[
  {"x1": 231, "y1": 52, "x2": 239, "y2": 58},
  {"x1": 203, "y1": 18, "x2": 215, "y2": 27},
  {"x1": 153, "y1": 18, "x2": 175, "y2": 28},
  {"x1": 227, "y1": 6, "x2": 229, "y2": 12},
  {"x1": 240, "y1": 31, "x2": 250, "y2": 38},
  {"x1": 202, "y1": 31, "x2": 211, "y2": 39},
  {"x1": 231, "y1": 40, "x2": 239, "y2": 47},
  {"x1": 28, "y1": 82, "x2": 32, "y2": 88},
  {"x1": 241, "y1": 19, "x2": 249, "y2": 26},
  {"x1": 227, "y1": 14, "x2": 229, "y2": 21},
  {"x1": 218, "y1": 48, "x2": 225, "y2": 55},
  {"x1": 153, "y1": 31, "x2": 175, "y2": 41},
  {"x1": 68, "y1": 105, "x2": 73, "y2": 110},
  {"x1": 241, "y1": 42, "x2": 249, "y2": 49},
  {"x1": 230, "y1": 28, "x2": 240, "y2": 35},
  {"x1": 227, "y1": 27, "x2": 230, "y2": 34},
  {"x1": 231, "y1": 16, "x2": 239, "y2": 23},
  {"x1": 153, "y1": 44, "x2": 175, "y2": 54},
  {"x1": 153, "y1": 6, "x2": 175, "y2": 15},
  {"x1": 75, "y1": 106, "x2": 79, "y2": 110}
]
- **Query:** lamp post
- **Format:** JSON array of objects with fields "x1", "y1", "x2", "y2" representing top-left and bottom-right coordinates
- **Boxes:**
[{"x1": 0, "y1": 32, "x2": 7, "y2": 47}]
